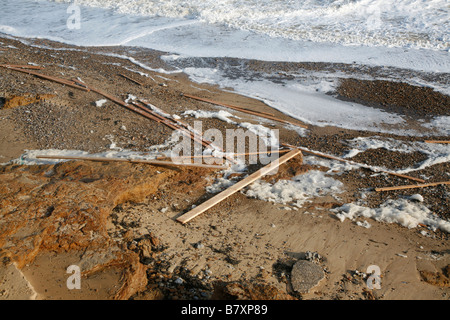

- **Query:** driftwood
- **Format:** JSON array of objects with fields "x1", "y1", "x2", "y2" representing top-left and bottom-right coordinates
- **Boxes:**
[
  {"x1": 0, "y1": 64, "x2": 44, "y2": 70},
  {"x1": 119, "y1": 73, "x2": 144, "y2": 86},
  {"x1": 375, "y1": 181, "x2": 450, "y2": 192},
  {"x1": 35, "y1": 155, "x2": 229, "y2": 170},
  {"x1": 281, "y1": 143, "x2": 426, "y2": 184},
  {"x1": 160, "y1": 149, "x2": 291, "y2": 160},
  {"x1": 131, "y1": 101, "x2": 217, "y2": 150},
  {"x1": 176, "y1": 149, "x2": 302, "y2": 224},
  {"x1": 424, "y1": 140, "x2": 450, "y2": 144},
  {"x1": 134, "y1": 100, "x2": 236, "y2": 163},
  {"x1": 0, "y1": 65, "x2": 90, "y2": 91},
  {"x1": 183, "y1": 93, "x2": 308, "y2": 129},
  {"x1": 183, "y1": 93, "x2": 275, "y2": 117}
]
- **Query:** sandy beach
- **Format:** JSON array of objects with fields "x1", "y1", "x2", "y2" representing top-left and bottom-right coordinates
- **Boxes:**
[{"x1": 0, "y1": 35, "x2": 449, "y2": 301}]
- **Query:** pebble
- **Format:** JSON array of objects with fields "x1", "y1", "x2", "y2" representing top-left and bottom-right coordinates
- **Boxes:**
[
  {"x1": 193, "y1": 242, "x2": 204, "y2": 249},
  {"x1": 409, "y1": 194, "x2": 424, "y2": 202},
  {"x1": 174, "y1": 277, "x2": 184, "y2": 285}
]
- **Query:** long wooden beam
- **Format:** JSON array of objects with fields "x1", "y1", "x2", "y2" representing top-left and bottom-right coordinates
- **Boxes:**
[
  {"x1": 375, "y1": 181, "x2": 450, "y2": 192},
  {"x1": 161, "y1": 149, "x2": 291, "y2": 160},
  {"x1": 0, "y1": 65, "x2": 90, "y2": 92},
  {"x1": 281, "y1": 143, "x2": 426, "y2": 184},
  {"x1": 183, "y1": 93, "x2": 308, "y2": 129},
  {"x1": 134, "y1": 100, "x2": 236, "y2": 164},
  {"x1": 424, "y1": 140, "x2": 450, "y2": 144},
  {"x1": 184, "y1": 93, "x2": 275, "y2": 117},
  {"x1": 0, "y1": 64, "x2": 44, "y2": 70},
  {"x1": 118, "y1": 73, "x2": 144, "y2": 86},
  {"x1": 176, "y1": 149, "x2": 302, "y2": 224},
  {"x1": 35, "y1": 155, "x2": 229, "y2": 170}
]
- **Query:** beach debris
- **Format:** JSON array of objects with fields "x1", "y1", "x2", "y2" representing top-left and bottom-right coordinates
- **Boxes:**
[
  {"x1": 95, "y1": 99, "x2": 108, "y2": 107},
  {"x1": 1, "y1": 62, "x2": 232, "y2": 164},
  {"x1": 375, "y1": 181, "x2": 450, "y2": 192},
  {"x1": 176, "y1": 149, "x2": 302, "y2": 224},
  {"x1": 135, "y1": 99, "x2": 236, "y2": 163},
  {"x1": 183, "y1": 93, "x2": 308, "y2": 129},
  {"x1": 281, "y1": 142, "x2": 426, "y2": 184},
  {"x1": 424, "y1": 140, "x2": 450, "y2": 144},
  {"x1": 0, "y1": 64, "x2": 44, "y2": 70},
  {"x1": 0, "y1": 65, "x2": 90, "y2": 91},
  {"x1": 118, "y1": 73, "x2": 144, "y2": 86},
  {"x1": 88, "y1": 88, "x2": 229, "y2": 162},
  {"x1": 34, "y1": 154, "x2": 229, "y2": 170},
  {"x1": 290, "y1": 259, "x2": 325, "y2": 294}
]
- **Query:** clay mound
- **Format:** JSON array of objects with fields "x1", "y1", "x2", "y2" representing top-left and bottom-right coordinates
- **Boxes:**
[
  {"x1": 0, "y1": 160, "x2": 213, "y2": 299},
  {"x1": 1, "y1": 93, "x2": 55, "y2": 109}
]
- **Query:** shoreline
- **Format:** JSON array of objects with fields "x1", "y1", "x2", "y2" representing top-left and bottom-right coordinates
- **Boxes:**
[{"x1": 0, "y1": 35, "x2": 449, "y2": 300}]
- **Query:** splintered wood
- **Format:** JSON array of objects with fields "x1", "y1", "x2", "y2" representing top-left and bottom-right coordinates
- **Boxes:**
[
  {"x1": 183, "y1": 93, "x2": 308, "y2": 129},
  {"x1": 281, "y1": 143, "x2": 426, "y2": 184},
  {"x1": 0, "y1": 65, "x2": 90, "y2": 91},
  {"x1": 375, "y1": 181, "x2": 450, "y2": 192},
  {"x1": 424, "y1": 140, "x2": 450, "y2": 144},
  {"x1": 35, "y1": 155, "x2": 229, "y2": 170},
  {"x1": 5, "y1": 61, "x2": 446, "y2": 224},
  {"x1": 176, "y1": 149, "x2": 302, "y2": 224},
  {"x1": 118, "y1": 73, "x2": 144, "y2": 86}
]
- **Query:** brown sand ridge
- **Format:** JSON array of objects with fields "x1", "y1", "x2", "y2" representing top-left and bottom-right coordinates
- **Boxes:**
[
  {"x1": 0, "y1": 160, "x2": 180, "y2": 299},
  {"x1": 0, "y1": 36, "x2": 449, "y2": 300}
]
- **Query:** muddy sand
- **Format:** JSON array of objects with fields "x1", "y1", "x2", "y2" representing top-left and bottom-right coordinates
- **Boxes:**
[{"x1": 0, "y1": 35, "x2": 449, "y2": 301}]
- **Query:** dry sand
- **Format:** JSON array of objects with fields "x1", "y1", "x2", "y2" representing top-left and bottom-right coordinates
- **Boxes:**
[{"x1": 0, "y1": 35, "x2": 449, "y2": 301}]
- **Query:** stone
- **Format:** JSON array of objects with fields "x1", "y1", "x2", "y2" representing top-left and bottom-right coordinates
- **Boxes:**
[
  {"x1": 290, "y1": 260, "x2": 325, "y2": 294},
  {"x1": 193, "y1": 242, "x2": 205, "y2": 249}
]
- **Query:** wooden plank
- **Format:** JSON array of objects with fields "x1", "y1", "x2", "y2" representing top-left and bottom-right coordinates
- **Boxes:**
[
  {"x1": 0, "y1": 64, "x2": 44, "y2": 70},
  {"x1": 176, "y1": 149, "x2": 302, "y2": 224},
  {"x1": 119, "y1": 73, "x2": 144, "y2": 86},
  {"x1": 1, "y1": 65, "x2": 90, "y2": 92},
  {"x1": 131, "y1": 101, "x2": 215, "y2": 150},
  {"x1": 183, "y1": 93, "x2": 275, "y2": 117},
  {"x1": 281, "y1": 143, "x2": 426, "y2": 184},
  {"x1": 134, "y1": 100, "x2": 236, "y2": 164},
  {"x1": 161, "y1": 149, "x2": 291, "y2": 160},
  {"x1": 35, "y1": 155, "x2": 229, "y2": 170},
  {"x1": 183, "y1": 93, "x2": 308, "y2": 129},
  {"x1": 424, "y1": 140, "x2": 450, "y2": 144},
  {"x1": 375, "y1": 181, "x2": 450, "y2": 192}
]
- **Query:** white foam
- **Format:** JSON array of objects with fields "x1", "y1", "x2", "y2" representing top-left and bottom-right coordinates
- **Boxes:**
[
  {"x1": 182, "y1": 109, "x2": 279, "y2": 147},
  {"x1": 45, "y1": 0, "x2": 449, "y2": 51},
  {"x1": 245, "y1": 170, "x2": 344, "y2": 207},
  {"x1": 182, "y1": 109, "x2": 238, "y2": 124},
  {"x1": 1, "y1": 0, "x2": 449, "y2": 72},
  {"x1": 95, "y1": 99, "x2": 107, "y2": 107},
  {"x1": 182, "y1": 67, "x2": 436, "y2": 136},
  {"x1": 346, "y1": 136, "x2": 450, "y2": 173},
  {"x1": 332, "y1": 199, "x2": 450, "y2": 233}
]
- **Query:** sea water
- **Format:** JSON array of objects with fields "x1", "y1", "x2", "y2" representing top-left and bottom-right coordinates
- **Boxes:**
[{"x1": 0, "y1": 0, "x2": 449, "y2": 134}]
